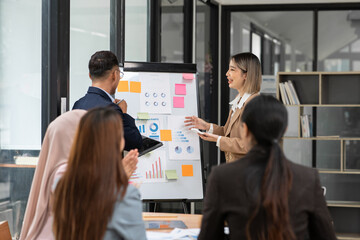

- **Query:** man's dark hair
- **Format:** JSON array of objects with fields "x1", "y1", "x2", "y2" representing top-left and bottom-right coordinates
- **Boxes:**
[{"x1": 88, "y1": 51, "x2": 119, "y2": 79}]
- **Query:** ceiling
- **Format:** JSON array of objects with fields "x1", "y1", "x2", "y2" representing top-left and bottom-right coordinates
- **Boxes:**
[
  {"x1": 231, "y1": 8, "x2": 360, "y2": 60},
  {"x1": 216, "y1": 0, "x2": 360, "y2": 4}
]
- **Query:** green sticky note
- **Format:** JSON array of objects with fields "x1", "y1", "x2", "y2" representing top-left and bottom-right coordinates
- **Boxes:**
[
  {"x1": 165, "y1": 170, "x2": 178, "y2": 180},
  {"x1": 137, "y1": 112, "x2": 150, "y2": 120}
]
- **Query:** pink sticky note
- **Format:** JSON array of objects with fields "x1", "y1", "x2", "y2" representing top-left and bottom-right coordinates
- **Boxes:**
[
  {"x1": 175, "y1": 84, "x2": 186, "y2": 95},
  {"x1": 182, "y1": 73, "x2": 194, "y2": 80},
  {"x1": 173, "y1": 97, "x2": 184, "y2": 108}
]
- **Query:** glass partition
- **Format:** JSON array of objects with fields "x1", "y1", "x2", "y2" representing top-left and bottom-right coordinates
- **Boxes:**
[
  {"x1": 125, "y1": 0, "x2": 148, "y2": 61},
  {"x1": 161, "y1": 0, "x2": 184, "y2": 63},
  {"x1": 0, "y1": 0, "x2": 41, "y2": 237},
  {"x1": 69, "y1": 0, "x2": 110, "y2": 108},
  {"x1": 229, "y1": 11, "x2": 313, "y2": 101},
  {"x1": 318, "y1": 10, "x2": 360, "y2": 71}
]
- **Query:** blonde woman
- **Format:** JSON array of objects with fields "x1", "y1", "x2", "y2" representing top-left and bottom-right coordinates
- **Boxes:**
[{"x1": 185, "y1": 52, "x2": 262, "y2": 162}]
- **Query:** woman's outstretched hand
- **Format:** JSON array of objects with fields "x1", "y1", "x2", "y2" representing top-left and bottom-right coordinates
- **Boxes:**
[
  {"x1": 184, "y1": 116, "x2": 210, "y2": 130},
  {"x1": 198, "y1": 132, "x2": 219, "y2": 142}
]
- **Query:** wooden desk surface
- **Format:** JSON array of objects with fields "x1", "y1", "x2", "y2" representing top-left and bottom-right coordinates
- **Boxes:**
[{"x1": 143, "y1": 212, "x2": 202, "y2": 232}]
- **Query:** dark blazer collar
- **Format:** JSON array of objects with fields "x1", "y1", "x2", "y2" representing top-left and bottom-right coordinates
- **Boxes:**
[{"x1": 88, "y1": 86, "x2": 112, "y2": 101}]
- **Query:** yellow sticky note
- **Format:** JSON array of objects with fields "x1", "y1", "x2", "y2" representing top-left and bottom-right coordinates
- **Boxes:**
[
  {"x1": 182, "y1": 165, "x2": 193, "y2": 177},
  {"x1": 137, "y1": 112, "x2": 150, "y2": 120},
  {"x1": 130, "y1": 81, "x2": 141, "y2": 93},
  {"x1": 165, "y1": 170, "x2": 178, "y2": 180},
  {"x1": 117, "y1": 81, "x2": 129, "y2": 92},
  {"x1": 160, "y1": 130, "x2": 172, "y2": 141}
]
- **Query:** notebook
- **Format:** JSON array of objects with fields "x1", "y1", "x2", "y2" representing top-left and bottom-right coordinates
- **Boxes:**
[{"x1": 144, "y1": 220, "x2": 187, "y2": 230}]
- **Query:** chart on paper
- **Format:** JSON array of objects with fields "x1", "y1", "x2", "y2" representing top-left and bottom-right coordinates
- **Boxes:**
[
  {"x1": 139, "y1": 73, "x2": 171, "y2": 114},
  {"x1": 136, "y1": 117, "x2": 162, "y2": 140},
  {"x1": 167, "y1": 115, "x2": 200, "y2": 160},
  {"x1": 129, "y1": 150, "x2": 167, "y2": 183}
]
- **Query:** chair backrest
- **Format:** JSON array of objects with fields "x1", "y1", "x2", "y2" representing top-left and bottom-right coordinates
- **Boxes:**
[{"x1": 0, "y1": 221, "x2": 12, "y2": 240}]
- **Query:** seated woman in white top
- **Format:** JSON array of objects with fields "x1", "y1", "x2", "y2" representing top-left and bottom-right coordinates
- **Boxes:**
[{"x1": 52, "y1": 107, "x2": 146, "y2": 240}]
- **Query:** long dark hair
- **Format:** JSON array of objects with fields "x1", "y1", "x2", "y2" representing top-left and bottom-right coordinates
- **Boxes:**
[
  {"x1": 53, "y1": 107, "x2": 128, "y2": 240},
  {"x1": 241, "y1": 95, "x2": 295, "y2": 240}
]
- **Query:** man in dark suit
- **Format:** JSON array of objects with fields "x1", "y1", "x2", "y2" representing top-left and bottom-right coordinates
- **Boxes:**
[{"x1": 73, "y1": 51, "x2": 142, "y2": 151}]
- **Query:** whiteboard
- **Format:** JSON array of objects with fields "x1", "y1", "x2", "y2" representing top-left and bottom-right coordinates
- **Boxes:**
[{"x1": 118, "y1": 62, "x2": 203, "y2": 200}]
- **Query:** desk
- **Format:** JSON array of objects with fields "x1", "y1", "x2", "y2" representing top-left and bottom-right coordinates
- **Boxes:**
[{"x1": 143, "y1": 212, "x2": 202, "y2": 232}]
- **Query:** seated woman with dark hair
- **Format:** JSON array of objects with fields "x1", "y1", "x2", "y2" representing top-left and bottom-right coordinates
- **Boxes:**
[
  {"x1": 198, "y1": 95, "x2": 337, "y2": 240},
  {"x1": 52, "y1": 107, "x2": 146, "y2": 240}
]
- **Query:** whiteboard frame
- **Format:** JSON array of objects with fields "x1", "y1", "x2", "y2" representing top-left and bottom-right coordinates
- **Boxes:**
[{"x1": 124, "y1": 61, "x2": 204, "y2": 201}]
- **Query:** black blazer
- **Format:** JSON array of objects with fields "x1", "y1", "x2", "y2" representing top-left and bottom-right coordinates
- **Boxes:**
[
  {"x1": 198, "y1": 146, "x2": 337, "y2": 240},
  {"x1": 73, "y1": 87, "x2": 142, "y2": 151}
]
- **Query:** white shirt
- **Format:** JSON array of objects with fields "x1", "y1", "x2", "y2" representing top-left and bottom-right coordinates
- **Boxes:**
[
  {"x1": 209, "y1": 93, "x2": 252, "y2": 148},
  {"x1": 93, "y1": 86, "x2": 115, "y2": 102}
]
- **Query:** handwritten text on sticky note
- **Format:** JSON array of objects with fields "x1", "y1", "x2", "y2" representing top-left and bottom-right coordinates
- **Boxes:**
[
  {"x1": 175, "y1": 84, "x2": 186, "y2": 95},
  {"x1": 173, "y1": 97, "x2": 184, "y2": 108}
]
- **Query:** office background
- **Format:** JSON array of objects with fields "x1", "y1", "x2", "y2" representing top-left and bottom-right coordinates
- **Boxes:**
[{"x1": 1, "y1": 0, "x2": 360, "y2": 237}]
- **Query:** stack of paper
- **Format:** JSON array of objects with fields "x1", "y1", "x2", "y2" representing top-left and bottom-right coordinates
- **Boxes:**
[{"x1": 146, "y1": 228, "x2": 200, "y2": 240}]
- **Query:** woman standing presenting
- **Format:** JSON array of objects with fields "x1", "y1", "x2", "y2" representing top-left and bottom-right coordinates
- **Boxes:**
[{"x1": 185, "y1": 52, "x2": 262, "y2": 162}]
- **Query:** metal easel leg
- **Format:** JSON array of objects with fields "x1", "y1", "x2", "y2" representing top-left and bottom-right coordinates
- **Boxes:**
[{"x1": 182, "y1": 201, "x2": 188, "y2": 214}]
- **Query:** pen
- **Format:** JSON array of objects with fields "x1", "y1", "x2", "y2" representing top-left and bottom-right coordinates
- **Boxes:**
[{"x1": 116, "y1": 99, "x2": 124, "y2": 105}]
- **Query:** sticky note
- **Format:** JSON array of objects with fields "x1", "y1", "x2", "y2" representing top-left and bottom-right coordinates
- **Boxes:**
[
  {"x1": 175, "y1": 84, "x2": 186, "y2": 95},
  {"x1": 165, "y1": 170, "x2": 178, "y2": 180},
  {"x1": 130, "y1": 81, "x2": 141, "y2": 93},
  {"x1": 182, "y1": 73, "x2": 194, "y2": 80},
  {"x1": 173, "y1": 97, "x2": 184, "y2": 108},
  {"x1": 117, "y1": 81, "x2": 129, "y2": 92},
  {"x1": 137, "y1": 112, "x2": 150, "y2": 120},
  {"x1": 160, "y1": 130, "x2": 172, "y2": 141},
  {"x1": 182, "y1": 165, "x2": 193, "y2": 177}
]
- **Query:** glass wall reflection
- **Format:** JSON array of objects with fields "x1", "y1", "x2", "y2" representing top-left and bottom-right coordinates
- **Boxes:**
[
  {"x1": 196, "y1": 1, "x2": 218, "y2": 172},
  {"x1": 318, "y1": 10, "x2": 360, "y2": 71},
  {"x1": 125, "y1": 0, "x2": 148, "y2": 62},
  {"x1": 0, "y1": 0, "x2": 41, "y2": 237},
  {"x1": 161, "y1": 0, "x2": 184, "y2": 63},
  {"x1": 69, "y1": 0, "x2": 110, "y2": 108},
  {"x1": 230, "y1": 11, "x2": 313, "y2": 100}
]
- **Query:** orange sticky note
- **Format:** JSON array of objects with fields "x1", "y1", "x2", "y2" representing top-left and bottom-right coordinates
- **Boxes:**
[
  {"x1": 182, "y1": 165, "x2": 193, "y2": 177},
  {"x1": 130, "y1": 81, "x2": 141, "y2": 93},
  {"x1": 160, "y1": 130, "x2": 172, "y2": 141},
  {"x1": 117, "y1": 81, "x2": 129, "y2": 92}
]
